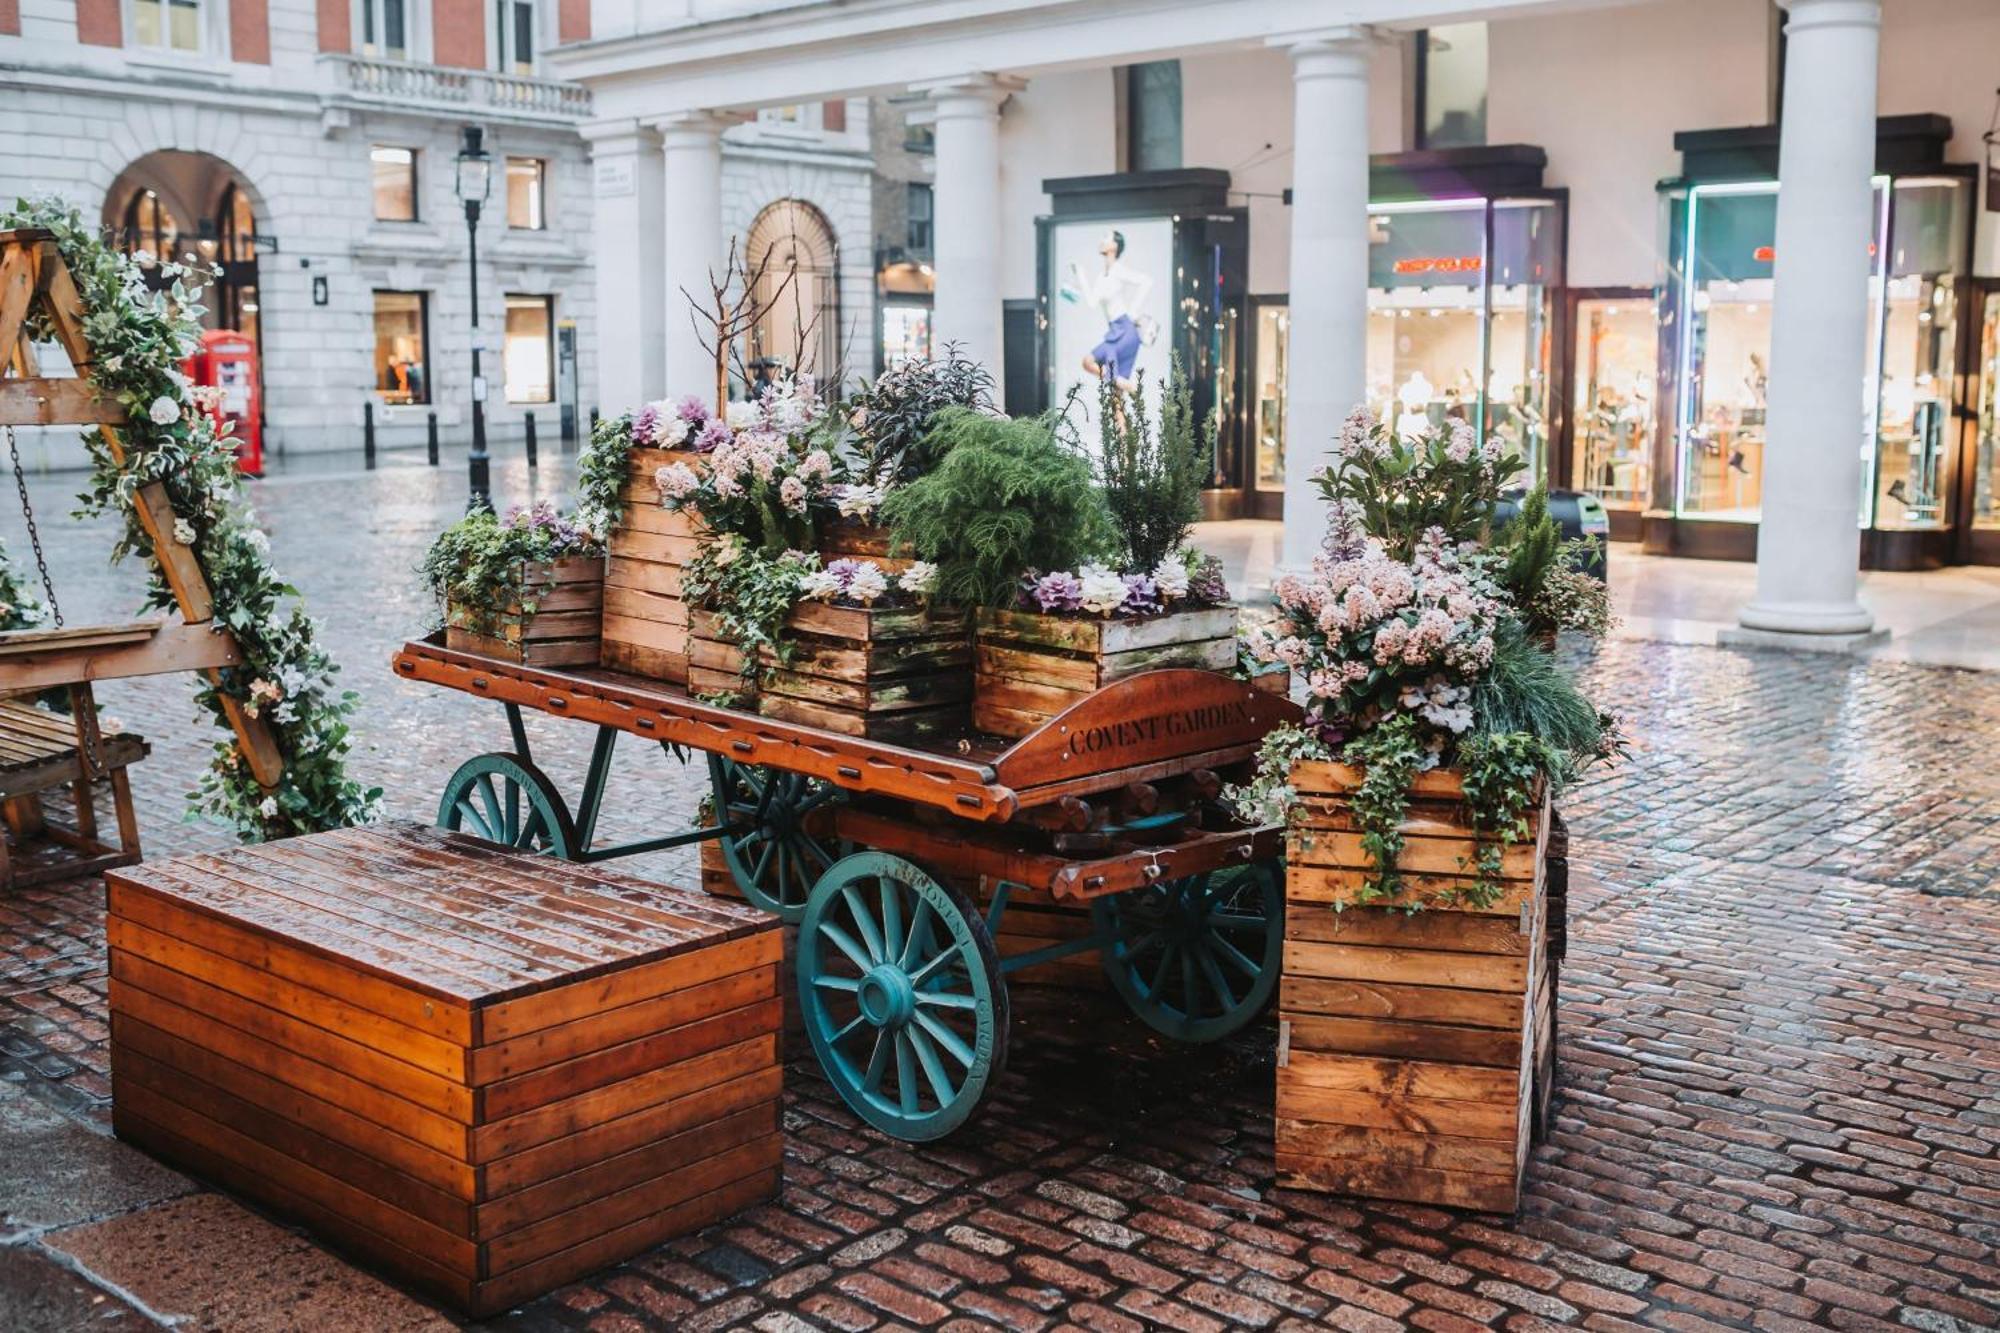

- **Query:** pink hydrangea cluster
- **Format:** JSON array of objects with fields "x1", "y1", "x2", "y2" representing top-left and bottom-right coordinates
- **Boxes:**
[{"x1": 1250, "y1": 524, "x2": 1503, "y2": 735}]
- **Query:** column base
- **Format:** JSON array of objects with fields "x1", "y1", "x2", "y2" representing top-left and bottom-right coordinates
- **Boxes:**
[{"x1": 1716, "y1": 625, "x2": 1889, "y2": 655}]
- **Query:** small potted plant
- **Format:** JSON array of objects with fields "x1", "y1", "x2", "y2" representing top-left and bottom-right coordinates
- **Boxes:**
[
  {"x1": 1228, "y1": 409, "x2": 1619, "y2": 1214},
  {"x1": 944, "y1": 366, "x2": 1236, "y2": 738},
  {"x1": 423, "y1": 502, "x2": 605, "y2": 667},
  {"x1": 575, "y1": 395, "x2": 733, "y2": 681}
]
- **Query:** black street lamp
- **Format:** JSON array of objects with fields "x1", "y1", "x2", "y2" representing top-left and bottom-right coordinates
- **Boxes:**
[{"x1": 454, "y1": 125, "x2": 494, "y2": 513}]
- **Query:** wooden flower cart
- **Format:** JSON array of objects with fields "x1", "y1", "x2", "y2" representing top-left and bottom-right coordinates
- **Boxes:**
[{"x1": 394, "y1": 635, "x2": 1299, "y2": 1141}]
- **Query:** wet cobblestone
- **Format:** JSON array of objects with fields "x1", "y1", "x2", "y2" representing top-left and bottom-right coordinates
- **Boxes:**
[{"x1": 1, "y1": 458, "x2": 1998, "y2": 1328}]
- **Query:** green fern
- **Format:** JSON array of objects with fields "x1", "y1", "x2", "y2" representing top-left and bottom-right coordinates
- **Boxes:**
[
  {"x1": 1469, "y1": 619, "x2": 1606, "y2": 771},
  {"x1": 882, "y1": 408, "x2": 1116, "y2": 607},
  {"x1": 1096, "y1": 362, "x2": 1208, "y2": 572}
]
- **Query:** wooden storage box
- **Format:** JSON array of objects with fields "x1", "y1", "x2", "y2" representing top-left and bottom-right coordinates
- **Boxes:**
[
  {"x1": 687, "y1": 607, "x2": 757, "y2": 705},
  {"x1": 1276, "y1": 761, "x2": 1549, "y2": 1213},
  {"x1": 817, "y1": 518, "x2": 913, "y2": 575},
  {"x1": 106, "y1": 822, "x2": 783, "y2": 1318},
  {"x1": 759, "y1": 601, "x2": 970, "y2": 742},
  {"x1": 973, "y1": 604, "x2": 1238, "y2": 738},
  {"x1": 603, "y1": 447, "x2": 702, "y2": 683},
  {"x1": 445, "y1": 557, "x2": 603, "y2": 668}
]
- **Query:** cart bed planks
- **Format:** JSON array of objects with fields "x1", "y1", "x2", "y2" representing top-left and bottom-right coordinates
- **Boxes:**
[{"x1": 106, "y1": 821, "x2": 783, "y2": 1317}]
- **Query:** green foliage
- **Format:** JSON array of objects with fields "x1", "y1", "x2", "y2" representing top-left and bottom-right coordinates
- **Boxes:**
[
  {"x1": 1338, "y1": 714, "x2": 1426, "y2": 908},
  {"x1": 1313, "y1": 415, "x2": 1524, "y2": 560},
  {"x1": 1496, "y1": 487, "x2": 1561, "y2": 608},
  {"x1": 0, "y1": 535, "x2": 47, "y2": 632},
  {"x1": 849, "y1": 347, "x2": 992, "y2": 486},
  {"x1": 881, "y1": 408, "x2": 1115, "y2": 608},
  {"x1": 1095, "y1": 363, "x2": 1208, "y2": 573},
  {"x1": 1455, "y1": 730, "x2": 1561, "y2": 907},
  {"x1": 574, "y1": 411, "x2": 637, "y2": 537},
  {"x1": 1223, "y1": 723, "x2": 1331, "y2": 828},
  {"x1": 6, "y1": 195, "x2": 377, "y2": 840},
  {"x1": 420, "y1": 504, "x2": 602, "y2": 633},
  {"x1": 681, "y1": 540, "x2": 818, "y2": 694},
  {"x1": 1469, "y1": 620, "x2": 1611, "y2": 768}
]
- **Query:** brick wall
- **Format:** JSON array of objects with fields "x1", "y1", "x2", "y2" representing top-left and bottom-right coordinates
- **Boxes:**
[
  {"x1": 315, "y1": 0, "x2": 347, "y2": 53},
  {"x1": 432, "y1": 0, "x2": 484, "y2": 68},
  {"x1": 558, "y1": 0, "x2": 589, "y2": 43},
  {"x1": 0, "y1": 0, "x2": 20, "y2": 39},
  {"x1": 75, "y1": 0, "x2": 119, "y2": 45},
  {"x1": 231, "y1": 0, "x2": 270, "y2": 62}
]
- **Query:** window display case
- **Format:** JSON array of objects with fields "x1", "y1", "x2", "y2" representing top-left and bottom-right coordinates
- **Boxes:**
[
  {"x1": 1653, "y1": 118, "x2": 1972, "y2": 567},
  {"x1": 1567, "y1": 293, "x2": 1656, "y2": 518}
]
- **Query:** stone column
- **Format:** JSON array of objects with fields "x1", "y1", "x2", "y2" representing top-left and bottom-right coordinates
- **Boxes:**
[
  {"x1": 1274, "y1": 29, "x2": 1372, "y2": 573},
  {"x1": 652, "y1": 111, "x2": 742, "y2": 401},
  {"x1": 1729, "y1": 0, "x2": 1883, "y2": 649},
  {"x1": 580, "y1": 119, "x2": 664, "y2": 410},
  {"x1": 914, "y1": 73, "x2": 1021, "y2": 379}
]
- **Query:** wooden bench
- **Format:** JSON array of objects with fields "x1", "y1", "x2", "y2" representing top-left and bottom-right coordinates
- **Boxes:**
[
  {"x1": 106, "y1": 821, "x2": 784, "y2": 1317},
  {"x1": 0, "y1": 694, "x2": 148, "y2": 890}
]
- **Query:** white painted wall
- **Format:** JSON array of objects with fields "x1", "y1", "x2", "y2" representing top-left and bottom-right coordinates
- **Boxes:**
[
  {"x1": 1487, "y1": 0, "x2": 1774, "y2": 289},
  {"x1": 1877, "y1": 0, "x2": 2000, "y2": 274},
  {"x1": 995, "y1": 70, "x2": 1119, "y2": 301}
]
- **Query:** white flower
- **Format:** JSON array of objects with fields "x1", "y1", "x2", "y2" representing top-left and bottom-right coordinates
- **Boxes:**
[
  {"x1": 148, "y1": 395, "x2": 181, "y2": 425},
  {"x1": 898, "y1": 561, "x2": 938, "y2": 596},
  {"x1": 835, "y1": 483, "x2": 885, "y2": 519},
  {"x1": 1152, "y1": 557, "x2": 1191, "y2": 602},
  {"x1": 100, "y1": 716, "x2": 124, "y2": 735},
  {"x1": 797, "y1": 569, "x2": 843, "y2": 601},
  {"x1": 725, "y1": 400, "x2": 762, "y2": 430},
  {"x1": 654, "y1": 461, "x2": 700, "y2": 503},
  {"x1": 846, "y1": 563, "x2": 889, "y2": 605},
  {"x1": 651, "y1": 411, "x2": 691, "y2": 447},
  {"x1": 258, "y1": 796, "x2": 279, "y2": 819},
  {"x1": 172, "y1": 517, "x2": 197, "y2": 545},
  {"x1": 1077, "y1": 564, "x2": 1127, "y2": 617},
  {"x1": 713, "y1": 534, "x2": 742, "y2": 567},
  {"x1": 779, "y1": 475, "x2": 808, "y2": 513}
]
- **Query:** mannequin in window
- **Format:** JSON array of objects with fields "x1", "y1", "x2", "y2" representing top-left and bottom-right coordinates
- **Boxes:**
[
  {"x1": 1066, "y1": 230, "x2": 1153, "y2": 394},
  {"x1": 1395, "y1": 371, "x2": 1435, "y2": 442}
]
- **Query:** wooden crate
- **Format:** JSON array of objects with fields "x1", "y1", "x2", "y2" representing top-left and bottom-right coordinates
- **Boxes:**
[
  {"x1": 758, "y1": 601, "x2": 970, "y2": 742},
  {"x1": 1276, "y1": 761, "x2": 1549, "y2": 1213},
  {"x1": 106, "y1": 822, "x2": 782, "y2": 1318},
  {"x1": 687, "y1": 608, "x2": 757, "y2": 705},
  {"x1": 603, "y1": 447, "x2": 702, "y2": 683},
  {"x1": 445, "y1": 556, "x2": 603, "y2": 668},
  {"x1": 973, "y1": 604, "x2": 1238, "y2": 738},
  {"x1": 817, "y1": 518, "x2": 914, "y2": 576}
]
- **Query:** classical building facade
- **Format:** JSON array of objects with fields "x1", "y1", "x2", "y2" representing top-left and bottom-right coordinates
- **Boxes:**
[
  {"x1": 553, "y1": 0, "x2": 2000, "y2": 651},
  {"x1": 0, "y1": 0, "x2": 872, "y2": 467}
]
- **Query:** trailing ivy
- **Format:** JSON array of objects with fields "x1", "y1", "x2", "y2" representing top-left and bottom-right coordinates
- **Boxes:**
[
  {"x1": 680, "y1": 538, "x2": 819, "y2": 699},
  {"x1": 4, "y1": 197, "x2": 377, "y2": 840},
  {"x1": 0, "y1": 535, "x2": 47, "y2": 632},
  {"x1": 574, "y1": 410, "x2": 637, "y2": 538},
  {"x1": 419, "y1": 502, "x2": 603, "y2": 633}
]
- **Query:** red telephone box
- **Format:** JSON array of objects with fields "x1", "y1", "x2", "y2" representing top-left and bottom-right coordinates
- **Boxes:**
[{"x1": 183, "y1": 329, "x2": 263, "y2": 476}]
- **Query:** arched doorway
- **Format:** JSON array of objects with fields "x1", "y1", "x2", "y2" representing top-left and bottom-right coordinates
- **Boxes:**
[
  {"x1": 743, "y1": 199, "x2": 841, "y2": 387},
  {"x1": 104, "y1": 152, "x2": 264, "y2": 349}
]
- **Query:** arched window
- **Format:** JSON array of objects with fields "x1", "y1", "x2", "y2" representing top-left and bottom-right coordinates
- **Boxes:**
[
  {"x1": 120, "y1": 189, "x2": 181, "y2": 259},
  {"x1": 743, "y1": 199, "x2": 841, "y2": 387}
]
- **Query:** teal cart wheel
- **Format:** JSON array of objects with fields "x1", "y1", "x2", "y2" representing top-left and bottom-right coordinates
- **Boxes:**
[
  {"x1": 437, "y1": 752, "x2": 580, "y2": 859},
  {"x1": 798, "y1": 852, "x2": 1008, "y2": 1142},
  {"x1": 1091, "y1": 860, "x2": 1284, "y2": 1042},
  {"x1": 708, "y1": 755, "x2": 845, "y2": 923}
]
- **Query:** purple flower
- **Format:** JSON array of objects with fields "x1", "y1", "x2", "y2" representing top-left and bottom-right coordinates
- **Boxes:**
[
  {"x1": 1030, "y1": 570, "x2": 1083, "y2": 613},
  {"x1": 1187, "y1": 553, "x2": 1229, "y2": 604},
  {"x1": 633, "y1": 403, "x2": 662, "y2": 446},
  {"x1": 693, "y1": 419, "x2": 732, "y2": 453},
  {"x1": 675, "y1": 395, "x2": 709, "y2": 424},
  {"x1": 1120, "y1": 574, "x2": 1161, "y2": 617}
]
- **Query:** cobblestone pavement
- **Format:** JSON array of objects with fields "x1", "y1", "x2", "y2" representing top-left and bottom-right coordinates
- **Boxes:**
[{"x1": 2, "y1": 457, "x2": 1999, "y2": 1331}]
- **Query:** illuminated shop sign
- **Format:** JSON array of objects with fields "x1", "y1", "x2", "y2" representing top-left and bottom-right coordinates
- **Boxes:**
[{"x1": 1393, "y1": 256, "x2": 1483, "y2": 275}]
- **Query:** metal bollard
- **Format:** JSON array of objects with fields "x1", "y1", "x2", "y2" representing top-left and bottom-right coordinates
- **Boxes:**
[
  {"x1": 363, "y1": 400, "x2": 376, "y2": 469},
  {"x1": 524, "y1": 412, "x2": 538, "y2": 469},
  {"x1": 589, "y1": 406, "x2": 599, "y2": 439},
  {"x1": 427, "y1": 411, "x2": 439, "y2": 466}
]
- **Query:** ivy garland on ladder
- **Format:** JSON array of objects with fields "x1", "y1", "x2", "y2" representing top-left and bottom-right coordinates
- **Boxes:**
[{"x1": 1, "y1": 198, "x2": 378, "y2": 839}]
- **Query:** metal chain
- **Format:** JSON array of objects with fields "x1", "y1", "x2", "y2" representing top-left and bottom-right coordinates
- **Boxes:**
[{"x1": 5, "y1": 424, "x2": 62, "y2": 627}]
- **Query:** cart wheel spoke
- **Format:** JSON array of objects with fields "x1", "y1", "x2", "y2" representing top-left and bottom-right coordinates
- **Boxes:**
[
  {"x1": 439, "y1": 754, "x2": 579, "y2": 861},
  {"x1": 1091, "y1": 860, "x2": 1284, "y2": 1042},
  {"x1": 798, "y1": 853, "x2": 1007, "y2": 1142},
  {"x1": 710, "y1": 758, "x2": 846, "y2": 923}
]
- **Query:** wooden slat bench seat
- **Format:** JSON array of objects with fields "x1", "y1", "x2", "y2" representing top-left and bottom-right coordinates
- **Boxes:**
[
  {"x1": 0, "y1": 695, "x2": 149, "y2": 889},
  {"x1": 106, "y1": 821, "x2": 784, "y2": 1317}
]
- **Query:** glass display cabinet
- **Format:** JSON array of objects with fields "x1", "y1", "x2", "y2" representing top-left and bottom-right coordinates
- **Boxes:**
[{"x1": 1566, "y1": 291, "x2": 1657, "y2": 536}]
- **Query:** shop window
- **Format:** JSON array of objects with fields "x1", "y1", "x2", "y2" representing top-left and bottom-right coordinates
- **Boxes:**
[
  {"x1": 504, "y1": 295, "x2": 554, "y2": 404},
  {"x1": 906, "y1": 183, "x2": 932, "y2": 257},
  {"x1": 120, "y1": 189, "x2": 182, "y2": 259},
  {"x1": 1125, "y1": 61, "x2": 1181, "y2": 173},
  {"x1": 880, "y1": 304, "x2": 932, "y2": 373},
  {"x1": 1418, "y1": 23, "x2": 1487, "y2": 150},
  {"x1": 1569, "y1": 299, "x2": 1656, "y2": 509},
  {"x1": 744, "y1": 199, "x2": 840, "y2": 383},
  {"x1": 373, "y1": 291, "x2": 430, "y2": 405},
  {"x1": 1975, "y1": 292, "x2": 2000, "y2": 530},
  {"x1": 372, "y1": 146, "x2": 418, "y2": 222},
  {"x1": 132, "y1": 0, "x2": 201, "y2": 52},
  {"x1": 1253, "y1": 304, "x2": 1288, "y2": 492},
  {"x1": 359, "y1": 0, "x2": 409, "y2": 60},
  {"x1": 216, "y1": 184, "x2": 261, "y2": 347},
  {"x1": 904, "y1": 120, "x2": 935, "y2": 154},
  {"x1": 494, "y1": 0, "x2": 535, "y2": 75},
  {"x1": 1870, "y1": 179, "x2": 1967, "y2": 532},
  {"x1": 506, "y1": 158, "x2": 545, "y2": 230},
  {"x1": 822, "y1": 100, "x2": 847, "y2": 133}
]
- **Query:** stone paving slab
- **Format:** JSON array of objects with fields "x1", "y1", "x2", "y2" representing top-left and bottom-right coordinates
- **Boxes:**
[
  {"x1": 0, "y1": 1079, "x2": 192, "y2": 1240},
  {"x1": 0, "y1": 1246, "x2": 155, "y2": 1332}
]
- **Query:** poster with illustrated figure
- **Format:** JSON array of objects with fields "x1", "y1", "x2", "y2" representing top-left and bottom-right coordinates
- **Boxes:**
[{"x1": 1048, "y1": 217, "x2": 1173, "y2": 440}]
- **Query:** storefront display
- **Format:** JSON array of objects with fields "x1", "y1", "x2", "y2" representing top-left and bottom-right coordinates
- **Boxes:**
[
  {"x1": 1567, "y1": 294, "x2": 1656, "y2": 521},
  {"x1": 1971, "y1": 289, "x2": 2000, "y2": 541}
]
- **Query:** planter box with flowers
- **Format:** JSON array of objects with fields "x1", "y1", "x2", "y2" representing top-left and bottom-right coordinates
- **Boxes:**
[
  {"x1": 973, "y1": 552, "x2": 1236, "y2": 738},
  {"x1": 1230, "y1": 410, "x2": 1617, "y2": 1214},
  {"x1": 575, "y1": 397, "x2": 735, "y2": 684},
  {"x1": 423, "y1": 503, "x2": 605, "y2": 668}
]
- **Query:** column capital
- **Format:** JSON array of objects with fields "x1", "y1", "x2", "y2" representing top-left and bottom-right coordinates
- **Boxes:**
[
  {"x1": 643, "y1": 109, "x2": 751, "y2": 143},
  {"x1": 1777, "y1": 0, "x2": 1881, "y2": 31},
  {"x1": 911, "y1": 72, "x2": 1026, "y2": 114},
  {"x1": 1270, "y1": 25, "x2": 1375, "y2": 78},
  {"x1": 578, "y1": 117, "x2": 661, "y2": 150}
]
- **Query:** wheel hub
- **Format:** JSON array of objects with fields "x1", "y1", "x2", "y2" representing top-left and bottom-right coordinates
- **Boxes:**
[{"x1": 856, "y1": 965, "x2": 917, "y2": 1028}]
